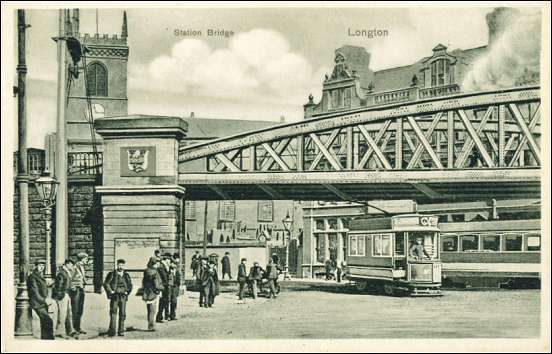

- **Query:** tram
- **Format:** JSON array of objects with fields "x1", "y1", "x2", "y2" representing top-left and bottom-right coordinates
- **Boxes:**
[
  {"x1": 346, "y1": 214, "x2": 442, "y2": 296},
  {"x1": 439, "y1": 218, "x2": 541, "y2": 288}
]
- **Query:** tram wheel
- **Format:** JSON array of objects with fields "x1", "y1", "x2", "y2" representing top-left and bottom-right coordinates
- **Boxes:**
[
  {"x1": 355, "y1": 280, "x2": 368, "y2": 292},
  {"x1": 383, "y1": 283, "x2": 395, "y2": 296}
]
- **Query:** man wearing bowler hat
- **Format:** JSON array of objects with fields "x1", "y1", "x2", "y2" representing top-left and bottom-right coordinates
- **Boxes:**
[
  {"x1": 69, "y1": 252, "x2": 88, "y2": 334},
  {"x1": 27, "y1": 259, "x2": 54, "y2": 339},
  {"x1": 103, "y1": 258, "x2": 133, "y2": 337}
]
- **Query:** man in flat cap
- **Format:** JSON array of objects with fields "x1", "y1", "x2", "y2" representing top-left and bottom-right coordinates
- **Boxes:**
[
  {"x1": 69, "y1": 252, "x2": 88, "y2": 334},
  {"x1": 27, "y1": 259, "x2": 54, "y2": 339},
  {"x1": 103, "y1": 259, "x2": 133, "y2": 337},
  {"x1": 52, "y1": 258, "x2": 78, "y2": 338},
  {"x1": 248, "y1": 261, "x2": 264, "y2": 299},
  {"x1": 155, "y1": 253, "x2": 171, "y2": 322}
]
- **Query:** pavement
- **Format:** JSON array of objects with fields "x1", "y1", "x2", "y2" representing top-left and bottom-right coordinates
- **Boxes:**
[{"x1": 26, "y1": 279, "x2": 540, "y2": 340}]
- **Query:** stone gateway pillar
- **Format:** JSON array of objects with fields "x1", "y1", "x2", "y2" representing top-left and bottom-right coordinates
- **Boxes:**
[{"x1": 95, "y1": 115, "x2": 187, "y2": 280}]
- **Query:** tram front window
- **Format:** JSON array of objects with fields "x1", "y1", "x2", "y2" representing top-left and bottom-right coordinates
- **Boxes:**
[{"x1": 408, "y1": 232, "x2": 437, "y2": 260}]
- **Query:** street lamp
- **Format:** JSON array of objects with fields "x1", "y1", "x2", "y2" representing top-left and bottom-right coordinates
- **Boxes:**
[
  {"x1": 35, "y1": 170, "x2": 59, "y2": 276},
  {"x1": 281, "y1": 211, "x2": 293, "y2": 280}
]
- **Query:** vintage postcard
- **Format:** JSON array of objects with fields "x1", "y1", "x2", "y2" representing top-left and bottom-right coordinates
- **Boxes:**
[{"x1": 1, "y1": 1, "x2": 550, "y2": 353}]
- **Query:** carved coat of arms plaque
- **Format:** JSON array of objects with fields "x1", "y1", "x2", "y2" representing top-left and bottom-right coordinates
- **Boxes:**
[{"x1": 120, "y1": 146, "x2": 156, "y2": 176}]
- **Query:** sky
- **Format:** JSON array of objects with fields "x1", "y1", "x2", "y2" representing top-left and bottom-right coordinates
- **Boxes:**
[{"x1": 10, "y1": 5, "x2": 496, "y2": 148}]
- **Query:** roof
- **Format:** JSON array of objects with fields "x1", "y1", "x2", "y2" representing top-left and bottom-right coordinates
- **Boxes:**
[
  {"x1": 369, "y1": 45, "x2": 488, "y2": 93},
  {"x1": 372, "y1": 62, "x2": 422, "y2": 92}
]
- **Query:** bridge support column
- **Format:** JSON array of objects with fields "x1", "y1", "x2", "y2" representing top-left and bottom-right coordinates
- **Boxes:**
[{"x1": 94, "y1": 116, "x2": 188, "y2": 280}]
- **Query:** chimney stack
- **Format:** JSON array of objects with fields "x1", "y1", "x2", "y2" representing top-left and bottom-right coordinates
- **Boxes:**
[{"x1": 486, "y1": 7, "x2": 520, "y2": 45}]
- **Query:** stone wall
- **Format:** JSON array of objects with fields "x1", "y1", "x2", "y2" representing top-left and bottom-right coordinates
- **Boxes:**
[
  {"x1": 13, "y1": 177, "x2": 50, "y2": 275},
  {"x1": 67, "y1": 177, "x2": 103, "y2": 291},
  {"x1": 13, "y1": 176, "x2": 102, "y2": 291}
]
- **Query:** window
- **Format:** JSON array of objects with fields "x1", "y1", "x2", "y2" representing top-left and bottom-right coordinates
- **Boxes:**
[
  {"x1": 328, "y1": 219, "x2": 338, "y2": 230},
  {"x1": 86, "y1": 62, "x2": 108, "y2": 96},
  {"x1": 526, "y1": 234, "x2": 541, "y2": 251},
  {"x1": 430, "y1": 59, "x2": 450, "y2": 87},
  {"x1": 482, "y1": 234, "x2": 500, "y2": 252},
  {"x1": 184, "y1": 201, "x2": 197, "y2": 220},
  {"x1": 344, "y1": 88, "x2": 352, "y2": 108},
  {"x1": 504, "y1": 234, "x2": 522, "y2": 251},
  {"x1": 373, "y1": 234, "x2": 392, "y2": 257},
  {"x1": 316, "y1": 234, "x2": 325, "y2": 263},
  {"x1": 341, "y1": 233, "x2": 347, "y2": 260},
  {"x1": 349, "y1": 235, "x2": 365, "y2": 257},
  {"x1": 315, "y1": 219, "x2": 325, "y2": 231},
  {"x1": 218, "y1": 201, "x2": 236, "y2": 221},
  {"x1": 460, "y1": 235, "x2": 479, "y2": 252},
  {"x1": 452, "y1": 214, "x2": 465, "y2": 222},
  {"x1": 329, "y1": 234, "x2": 338, "y2": 261},
  {"x1": 395, "y1": 232, "x2": 405, "y2": 256},
  {"x1": 257, "y1": 201, "x2": 274, "y2": 222},
  {"x1": 332, "y1": 90, "x2": 339, "y2": 109},
  {"x1": 442, "y1": 234, "x2": 458, "y2": 252}
]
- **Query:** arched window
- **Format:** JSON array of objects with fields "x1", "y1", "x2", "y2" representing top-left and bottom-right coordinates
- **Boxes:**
[{"x1": 86, "y1": 62, "x2": 108, "y2": 96}]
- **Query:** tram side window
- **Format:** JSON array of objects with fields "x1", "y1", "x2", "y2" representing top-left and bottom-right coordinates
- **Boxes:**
[
  {"x1": 460, "y1": 235, "x2": 479, "y2": 252},
  {"x1": 482, "y1": 234, "x2": 500, "y2": 252},
  {"x1": 349, "y1": 235, "x2": 357, "y2": 256},
  {"x1": 504, "y1": 234, "x2": 523, "y2": 251},
  {"x1": 373, "y1": 234, "x2": 392, "y2": 257},
  {"x1": 442, "y1": 235, "x2": 458, "y2": 252},
  {"x1": 395, "y1": 232, "x2": 405, "y2": 256},
  {"x1": 526, "y1": 234, "x2": 541, "y2": 251},
  {"x1": 349, "y1": 235, "x2": 365, "y2": 256}
]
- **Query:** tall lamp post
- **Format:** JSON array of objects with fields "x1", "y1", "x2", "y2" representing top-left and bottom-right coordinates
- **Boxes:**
[
  {"x1": 282, "y1": 211, "x2": 293, "y2": 280},
  {"x1": 14, "y1": 9, "x2": 32, "y2": 337},
  {"x1": 35, "y1": 171, "x2": 59, "y2": 276}
]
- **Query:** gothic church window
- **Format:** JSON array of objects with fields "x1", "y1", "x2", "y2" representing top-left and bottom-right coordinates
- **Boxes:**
[{"x1": 86, "y1": 62, "x2": 108, "y2": 97}]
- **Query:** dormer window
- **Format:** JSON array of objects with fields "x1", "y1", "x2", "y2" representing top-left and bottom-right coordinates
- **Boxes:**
[{"x1": 422, "y1": 44, "x2": 457, "y2": 88}]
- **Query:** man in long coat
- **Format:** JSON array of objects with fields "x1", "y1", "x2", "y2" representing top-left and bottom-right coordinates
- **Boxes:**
[
  {"x1": 27, "y1": 259, "x2": 54, "y2": 339},
  {"x1": 221, "y1": 252, "x2": 232, "y2": 279},
  {"x1": 237, "y1": 258, "x2": 248, "y2": 300}
]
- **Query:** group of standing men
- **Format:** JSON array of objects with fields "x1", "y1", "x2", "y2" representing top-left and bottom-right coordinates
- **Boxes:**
[
  {"x1": 237, "y1": 255, "x2": 281, "y2": 300},
  {"x1": 139, "y1": 252, "x2": 182, "y2": 333},
  {"x1": 191, "y1": 251, "x2": 220, "y2": 308},
  {"x1": 26, "y1": 252, "x2": 90, "y2": 340}
]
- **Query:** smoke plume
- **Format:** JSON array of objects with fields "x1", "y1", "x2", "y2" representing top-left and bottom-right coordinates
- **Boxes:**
[{"x1": 461, "y1": 8, "x2": 541, "y2": 92}]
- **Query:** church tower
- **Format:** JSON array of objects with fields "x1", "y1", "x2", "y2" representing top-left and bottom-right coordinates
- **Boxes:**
[{"x1": 65, "y1": 10, "x2": 129, "y2": 153}]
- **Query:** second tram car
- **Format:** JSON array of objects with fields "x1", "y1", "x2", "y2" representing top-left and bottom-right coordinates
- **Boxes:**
[{"x1": 346, "y1": 214, "x2": 442, "y2": 296}]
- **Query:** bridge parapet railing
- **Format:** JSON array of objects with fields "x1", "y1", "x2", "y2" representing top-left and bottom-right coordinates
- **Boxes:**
[
  {"x1": 419, "y1": 84, "x2": 460, "y2": 99},
  {"x1": 178, "y1": 87, "x2": 541, "y2": 174}
]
